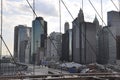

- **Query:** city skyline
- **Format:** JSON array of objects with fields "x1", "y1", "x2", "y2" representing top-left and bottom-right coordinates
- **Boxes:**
[
  {"x1": 0, "y1": 0, "x2": 119, "y2": 55},
  {"x1": 1, "y1": 0, "x2": 120, "y2": 78}
]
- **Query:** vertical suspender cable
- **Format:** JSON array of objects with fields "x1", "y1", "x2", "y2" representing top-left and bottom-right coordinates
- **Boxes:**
[
  {"x1": 82, "y1": 0, "x2": 83, "y2": 10},
  {"x1": 101, "y1": 0, "x2": 103, "y2": 26},
  {"x1": 59, "y1": 0, "x2": 62, "y2": 74},
  {"x1": 60, "y1": 0, "x2": 97, "y2": 56},
  {"x1": 25, "y1": 0, "x2": 58, "y2": 59},
  {"x1": 0, "y1": 0, "x2": 3, "y2": 74},
  {"x1": 0, "y1": 0, "x2": 23, "y2": 77},
  {"x1": 0, "y1": 0, "x2": 3, "y2": 59},
  {"x1": 33, "y1": 0, "x2": 35, "y2": 75},
  {"x1": 59, "y1": 0, "x2": 61, "y2": 58},
  {"x1": 118, "y1": 0, "x2": 120, "y2": 12},
  {"x1": 59, "y1": 0, "x2": 61, "y2": 33},
  {"x1": 33, "y1": 0, "x2": 35, "y2": 19}
]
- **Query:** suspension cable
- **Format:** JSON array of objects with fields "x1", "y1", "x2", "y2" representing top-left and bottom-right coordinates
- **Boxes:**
[
  {"x1": 0, "y1": 0, "x2": 24, "y2": 78},
  {"x1": 111, "y1": 0, "x2": 119, "y2": 11},
  {"x1": 25, "y1": 0, "x2": 58, "y2": 55},
  {"x1": 88, "y1": 0, "x2": 116, "y2": 41},
  {"x1": 33, "y1": 0, "x2": 35, "y2": 19},
  {"x1": 0, "y1": 0, "x2": 3, "y2": 59},
  {"x1": 101, "y1": 0, "x2": 103, "y2": 26},
  {"x1": 26, "y1": 0, "x2": 37, "y2": 17},
  {"x1": 32, "y1": 0, "x2": 35, "y2": 75},
  {"x1": 89, "y1": 0, "x2": 106, "y2": 26},
  {"x1": 82, "y1": 0, "x2": 83, "y2": 10},
  {"x1": 59, "y1": 0, "x2": 61, "y2": 33},
  {"x1": 0, "y1": 0, "x2": 3, "y2": 75},
  {"x1": 60, "y1": 0, "x2": 74, "y2": 20},
  {"x1": 118, "y1": 0, "x2": 120, "y2": 12},
  {"x1": 0, "y1": 36, "x2": 23, "y2": 79},
  {"x1": 60, "y1": 0, "x2": 97, "y2": 55}
]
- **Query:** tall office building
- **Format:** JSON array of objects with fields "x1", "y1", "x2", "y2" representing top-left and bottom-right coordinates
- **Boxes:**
[
  {"x1": 31, "y1": 17, "x2": 47, "y2": 64},
  {"x1": 107, "y1": 11, "x2": 120, "y2": 64},
  {"x1": 14, "y1": 25, "x2": 31, "y2": 63},
  {"x1": 72, "y1": 9, "x2": 97, "y2": 64},
  {"x1": 97, "y1": 27, "x2": 109, "y2": 64},
  {"x1": 62, "y1": 22, "x2": 72, "y2": 62}
]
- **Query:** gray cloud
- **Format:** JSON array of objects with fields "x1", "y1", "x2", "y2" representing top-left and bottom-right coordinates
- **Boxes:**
[
  {"x1": 35, "y1": 0, "x2": 58, "y2": 17},
  {"x1": 4, "y1": 0, "x2": 58, "y2": 17},
  {"x1": 3, "y1": 1, "x2": 29, "y2": 15}
]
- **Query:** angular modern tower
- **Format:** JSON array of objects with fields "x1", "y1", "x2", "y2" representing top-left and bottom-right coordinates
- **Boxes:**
[
  {"x1": 14, "y1": 25, "x2": 31, "y2": 63},
  {"x1": 31, "y1": 17, "x2": 47, "y2": 64},
  {"x1": 72, "y1": 9, "x2": 97, "y2": 64}
]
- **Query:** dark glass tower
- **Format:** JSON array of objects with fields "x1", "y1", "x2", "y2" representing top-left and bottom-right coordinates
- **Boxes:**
[{"x1": 31, "y1": 17, "x2": 47, "y2": 64}]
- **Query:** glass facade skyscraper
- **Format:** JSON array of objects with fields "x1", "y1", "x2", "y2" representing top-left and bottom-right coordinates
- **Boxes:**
[
  {"x1": 31, "y1": 17, "x2": 47, "y2": 64},
  {"x1": 14, "y1": 25, "x2": 31, "y2": 63}
]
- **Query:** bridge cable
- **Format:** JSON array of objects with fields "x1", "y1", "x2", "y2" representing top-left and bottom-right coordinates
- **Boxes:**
[
  {"x1": 111, "y1": 0, "x2": 119, "y2": 11},
  {"x1": 0, "y1": 0, "x2": 24, "y2": 78},
  {"x1": 60, "y1": 0, "x2": 97, "y2": 56},
  {"x1": 0, "y1": 0, "x2": 3, "y2": 74},
  {"x1": 25, "y1": 0, "x2": 59, "y2": 63},
  {"x1": 88, "y1": 0, "x2": 117, "y2": 41}
]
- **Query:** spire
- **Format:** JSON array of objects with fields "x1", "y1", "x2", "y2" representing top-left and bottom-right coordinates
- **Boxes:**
[
  {"x1": 93, "y1": 15, "x2": 102, "y2": 34},
  {"x1": 93, "y1": 15, "x2": 99, "y2": 25},
  {"x1": 78, "y1": 8, "x2": 84, "y2": 23}
]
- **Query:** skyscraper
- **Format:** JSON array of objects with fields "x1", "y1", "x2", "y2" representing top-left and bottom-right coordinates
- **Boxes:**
[
  {"x1": 62, "y1": 22, "x2": 72, "y2": 62},
  {"x1": 31, "y1": 17, "x2": 47, "y2": 64},
  {"x1": 72, "y1": 9, "x2": 97, "y2": 64},
  {"x1": 107, "y1": 11, "x2": 120, "y2": 64},
  {"x1": 97, "y1": 27, "x2": 109, "y2": 64},
  {"x1": 14, "y1": 25, "x2": 31, "y2": 63},
  {"x1": 72, "y1": 9, "x2": 84, "y2": 64}
]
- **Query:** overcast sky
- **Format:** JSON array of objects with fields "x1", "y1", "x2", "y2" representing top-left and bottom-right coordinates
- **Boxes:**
[{"x1": 0, "y1": 0, "x2": 119, "y2": 55}]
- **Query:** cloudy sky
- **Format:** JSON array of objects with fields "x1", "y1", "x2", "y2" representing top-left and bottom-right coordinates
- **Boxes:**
[{"x1": 0, "y1": 0, "x2": 119, "y2": 55}]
